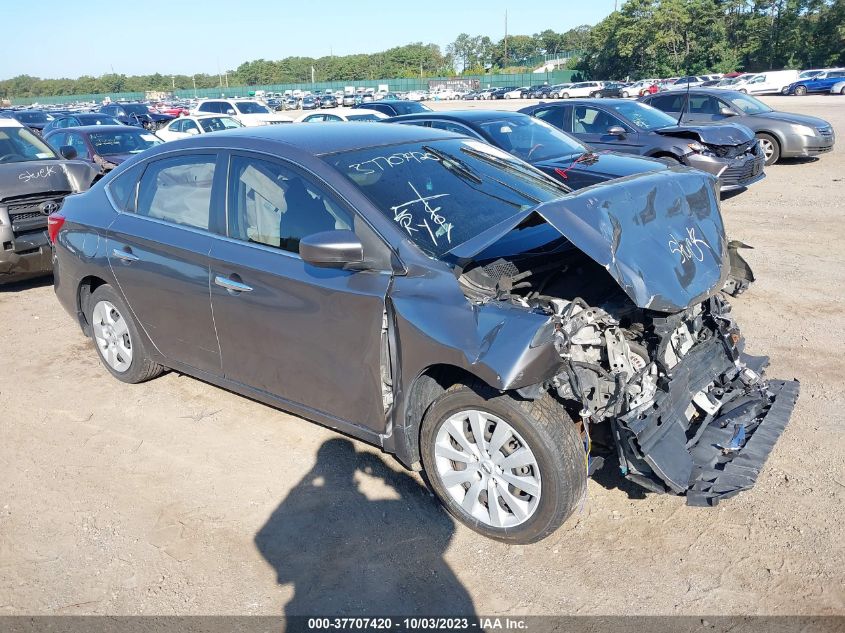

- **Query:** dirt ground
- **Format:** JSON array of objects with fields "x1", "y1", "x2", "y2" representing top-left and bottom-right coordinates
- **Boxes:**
[{"x1": 1, "y1": 95, "x2": 843, "y2": 617}]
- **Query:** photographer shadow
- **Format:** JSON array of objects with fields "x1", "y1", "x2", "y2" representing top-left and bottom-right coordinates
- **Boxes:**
[{"x1": 255, "y1": 438, "x2": 476, "y2": 617}]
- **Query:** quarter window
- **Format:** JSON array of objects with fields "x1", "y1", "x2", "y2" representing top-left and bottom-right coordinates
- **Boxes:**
[
  {"x1": 136, "y1": 155, "x2": 216, "y2": 230},
  {"x1": 227, "y1": 155, "x2": 351, "y2": 254}
]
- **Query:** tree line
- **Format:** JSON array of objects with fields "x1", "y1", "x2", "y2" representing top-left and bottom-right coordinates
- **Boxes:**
[{"x1": 2, "y1": 0, "x2": 843, "y2": 99}]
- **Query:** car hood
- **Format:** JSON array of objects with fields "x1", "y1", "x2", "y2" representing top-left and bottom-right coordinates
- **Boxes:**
[
  {"x1": 0, "y1": 159, "x2": 99, "y2": 201},
  {"x1": 535, "y1": 151, "x2": 668, "y2": 180},
  {"x1": 655, "y1": 122, "x2": 753, "y2": 145},
  {"x1": 750, "y1": 110, "x2": 831, "y2": 128},
  {"x1": 448, "y1": 168, "x2": 727, "y2": 313}
]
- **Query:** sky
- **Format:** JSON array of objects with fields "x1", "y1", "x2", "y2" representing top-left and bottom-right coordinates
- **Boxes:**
[{"x1": 0, "y1": 1, "x2": 615, "y2": 80}]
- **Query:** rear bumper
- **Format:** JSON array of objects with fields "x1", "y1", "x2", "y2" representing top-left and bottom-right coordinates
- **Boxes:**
[{"x1": 0, "y1": 230, "x2": 53, "y2": 284}]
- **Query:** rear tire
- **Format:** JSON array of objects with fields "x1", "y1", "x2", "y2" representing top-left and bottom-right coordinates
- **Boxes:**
[
  {"x1": 420, "y1": 384, "x2": 586, "y2": 544},
  {"x1": 87, "y1": 284, "x2": 163, "y2": 384},
  {"x1": 622, "y1": 91, "x2": 630, "y2": 98},
  {"x1": 756, "y1": 132, "x2": 780, "y2": 165}
]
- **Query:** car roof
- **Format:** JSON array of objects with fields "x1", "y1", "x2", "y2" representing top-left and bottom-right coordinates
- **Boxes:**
[
  {"x1": 644, "y1": 88, "x2": 749, "y2": 98},
  {"x1": 0, "y1": 117, "x2": 24, "y2": 128},
  {"x1": 160, "y1": 120, "x2": 462, "y2": 155},
  {"x1": 388, "y1": 110, "x2": 526, "y2": 123}
]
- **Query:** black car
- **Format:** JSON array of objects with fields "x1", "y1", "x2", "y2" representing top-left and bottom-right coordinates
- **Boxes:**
[
  {"x1": 352, "y1": 100, "x2": 431, "y2": 117},
  {"x1": 595, "y1": 82, "x2": 626, "y2": 98},
  {"x1": 320, "y1": 95, "x2": 338, "y2": 109},
  {"x1": 50, "y1": 123, "x2": 798, "y2": 543},
  {"x1": 490, "y1": 86, "x2": 518, "y2": 99},
  {"x1": 528, "y1": 85, "x2": 555, "y2": 99},
  {"x1": 42, "y1": 112, "x2": 123, "y2": 135},
  {"x1": 639, "y1": 89, "x2": 835, "y2": 165},
  {"x1": 98, "y1": 103, "x2": 174, "y2": 131},
  {"x1": 520, "y1": 99, "x2": 766, "y2": 192},
  {"x1": 43, "y1": 125, "x2": 164, "y2": 173},
  {"x1": 4, "y1": 110, "x2": 53, "y2": 134},
  {"x1": 385, "y1": 110, "x2": 668, "y2": 190}
]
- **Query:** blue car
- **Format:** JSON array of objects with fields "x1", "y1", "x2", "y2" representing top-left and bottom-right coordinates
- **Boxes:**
[{"x1": 783, "y1": 69, "x2": 845, "y2": 95}]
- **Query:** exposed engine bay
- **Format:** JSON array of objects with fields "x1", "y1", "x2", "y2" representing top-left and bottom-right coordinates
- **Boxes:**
[{"x1": 459, "y1": 246, "x2": 799, "y2": 506}]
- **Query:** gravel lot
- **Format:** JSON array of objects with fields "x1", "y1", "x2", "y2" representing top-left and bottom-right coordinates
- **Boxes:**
[{"x1": 1, "y1": 95, "x2": 843, "y2": 617}]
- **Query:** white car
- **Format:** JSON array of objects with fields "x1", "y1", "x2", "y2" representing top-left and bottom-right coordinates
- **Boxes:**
[
  {"x1": 621, "y1": 80, "x2": 658, "y2": 97},
  {"x1": 504, "y1": 87, "x2": 528, "y2": 99},
  {"x1": 192, "y1": 99, "x2": 293, "y2": 126},
  {"x1": 830, "y1": 80, "x2": 845, "y2": 95},
  {"x1": 156, "y1": 114, "x2": 243, "y2": 142},
  {"x1": 294, "y1": 109, "x2": 388, "y2": 123},
  {"x1": 554, "y1": 82, "x2": 603, "y2": 98}
]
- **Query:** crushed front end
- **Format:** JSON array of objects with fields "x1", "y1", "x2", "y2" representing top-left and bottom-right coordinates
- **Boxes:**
[
  {"x1": 542, "y1": 293, "x2": 799, "y2": 505},
  {"x1": 453, "y1": 168, "x2": 798, "y2": 505}
]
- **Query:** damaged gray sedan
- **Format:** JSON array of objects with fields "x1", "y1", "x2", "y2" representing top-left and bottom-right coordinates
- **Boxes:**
[{"x1": 51, "y1": 125, "x2": 798, "y2": 543}]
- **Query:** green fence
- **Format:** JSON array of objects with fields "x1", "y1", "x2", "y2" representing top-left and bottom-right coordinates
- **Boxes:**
[{"x1": 10, "y1": 70, "x2": 581, "y2": 106}]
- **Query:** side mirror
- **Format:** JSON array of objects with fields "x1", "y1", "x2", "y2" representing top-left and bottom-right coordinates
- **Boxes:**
[
  {"x1": 59, "y1": 145, "x2": 78, "y2": 160},
  {"x1": 226, "y1": 108, "x2": 236, "y2": 115},
  {"x1": 299, "y1": 230, "x2": 364, "y2": 268},
  {"x1": 719, "y1": 107, "x2": 737, "y2": 117},
  {"x1": 607, "y1": 125, "x2": 626, "y2": 137}
]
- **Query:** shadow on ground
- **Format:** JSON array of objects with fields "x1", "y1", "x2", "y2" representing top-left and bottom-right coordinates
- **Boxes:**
[
  {"x1": 0, "y1": 275, "x2": 53, "y2": 293},
  {"x1": 255, "y1": 438, "x2": 477, "y2": 616}
]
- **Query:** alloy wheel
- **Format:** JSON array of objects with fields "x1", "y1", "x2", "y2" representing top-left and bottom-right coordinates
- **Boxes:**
[
  {"x1": 92, "y1": 300, "x2": 133, "y2": 372},
  {"x1": 759, "y1": 138, "x2": 775, "y2": 162},
  {"x1": 434, "y1": 409, "x2": 541, "y2": 528}
]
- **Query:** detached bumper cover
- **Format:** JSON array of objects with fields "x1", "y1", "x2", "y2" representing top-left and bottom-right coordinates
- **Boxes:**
[
  {"x1": 686, "y1": 379, "x2": 799, "y2": 506},
  {"x1": 0, "y1": 230, "x2": 53, "y2": 283},
  {"x1": 617, "y1": 342, "x2": 799, "y2": 506}
]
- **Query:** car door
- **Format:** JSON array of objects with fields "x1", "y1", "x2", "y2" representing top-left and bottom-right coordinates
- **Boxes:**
[
  {"x1": 208, "y1": 152, "x2": 392, "y2": 432},
  {"x1": 106, "y1": 152, "x2": 222, "y2": 374},
  {"x1": 569, "y1": 105, "x2": 642, "y2": 153}
]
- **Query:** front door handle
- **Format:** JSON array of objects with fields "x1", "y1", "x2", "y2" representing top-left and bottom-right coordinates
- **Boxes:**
[
  {"x1": 214, "y1": 275, "x2": 253, "y2": 293},
  {"x1": 112, "y1": 248, "x2": 139, "y2": 262}
]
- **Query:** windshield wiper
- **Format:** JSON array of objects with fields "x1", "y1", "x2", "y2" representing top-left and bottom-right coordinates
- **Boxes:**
[
  {"x1": 422, "y1": 145, "x2": 482, "y2": 184},
  {"x1": 459, "y1": 146, "x2": 563, "y2": 203}
]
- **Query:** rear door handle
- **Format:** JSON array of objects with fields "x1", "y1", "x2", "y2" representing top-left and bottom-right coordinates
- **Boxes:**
[
  {"x1": 214, "y1": 275, "x2": 253, "y2": 293},
  {"x1": 112, "y1": 248, "x2": 139, "y2": 262}
]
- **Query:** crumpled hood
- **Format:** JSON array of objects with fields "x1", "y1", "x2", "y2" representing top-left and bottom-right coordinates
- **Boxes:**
[
  {"x1": 655, "y1": 122, "x2": 754, "y2": 146},
  {"x1": 449, "y1": 168, "x2": 728, "y2": 313},
  {"x1": 0, "y1": 159, "x2": 99, "y2": 201},
  {"x1": 751, "y1": 110, "x2": 830, "y2": 129}
]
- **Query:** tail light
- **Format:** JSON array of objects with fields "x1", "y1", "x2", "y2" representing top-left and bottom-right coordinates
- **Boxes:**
[{"x1": 47, "y1": 213, "x2": 65, "y2": 244}]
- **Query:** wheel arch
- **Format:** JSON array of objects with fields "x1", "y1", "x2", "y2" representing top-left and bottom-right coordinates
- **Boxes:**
[
  {"x1": 392, "y1": 363, "x2": 495, "y2": 469},
  {"x1": 77, "y1": 275, "x2": 110, "y2": 335}
]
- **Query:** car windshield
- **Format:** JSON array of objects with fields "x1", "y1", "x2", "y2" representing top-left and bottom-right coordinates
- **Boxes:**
[
  {"x1": 477, "y1": 116, "x2": 587, "y2": 161},
  {"x1": 725, "y1": 94, "x2": 772, "y2": 115},
  {"x1": 122, "y1": 104, "x2": 150, "y2": 115},
  {"x1": 393, "y1": 102, "x2": 433, "y2": 115},
  {"x1": 198, "y1": 116, "x2": 243, "y2": 132},
  {"x1": 602, "y1": 101, "x2": 679, "y2": 130},
  {"x1": 0, "y1": 126, "x2": 57, "y2": 162},
  {"x1": 236, "y1": 102, "x2": 271, "y2": 114},
  {"x1": 324, "y1": 138, "x2": 568, "y2": 259},
  {"x1": 15, "y1": 111, "x2": 50, "y2": 124},
  {"x1": 89, "y1": 130, "x2": 162, "y2": 155}
]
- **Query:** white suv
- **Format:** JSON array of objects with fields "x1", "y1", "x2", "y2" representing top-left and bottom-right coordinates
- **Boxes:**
[
  {"x1": 557, "y1": 82, "x2": 603, "y2": 98},
  {"x1": 193, "y1": 99, "x2": 292, "y2": 127}
]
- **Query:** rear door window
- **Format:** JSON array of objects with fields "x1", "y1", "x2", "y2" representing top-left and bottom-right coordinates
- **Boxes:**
[{"x1": 136, "y1": 155, "x2": 216, "y2": 230}]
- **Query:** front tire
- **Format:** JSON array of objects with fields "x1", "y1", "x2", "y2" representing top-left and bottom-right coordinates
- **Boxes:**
[
  {"x1": 87, "y1": 284, "x2": 163, "y2": 384},
  {"x1": 420, "y1": 384, "x2": 586, "y2": 544},
  {"x1": 622, "y1": 91, "x2": 630, "y2": 98},
  {"x1": 794, "y1": 85, "x2": 807, "y2": 96},
  {"x1": 756, "y1": 132, "x2": 780, "y2": 165},
  {"x1": 561, "y1": 92, "x2": 570, "y2": 99}
]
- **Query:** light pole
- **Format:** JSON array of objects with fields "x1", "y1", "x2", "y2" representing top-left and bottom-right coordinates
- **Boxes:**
[{"x1": 192, "y1": 76, "x2": 197, "y2": 98}]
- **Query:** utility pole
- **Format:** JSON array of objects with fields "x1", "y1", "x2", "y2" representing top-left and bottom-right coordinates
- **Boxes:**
[
  {"x1": 504, "y1": 10, "x2": 508, "y2": 67},
  {"x1": 192, "y1": 75, "x2": 197, "y2": 98},
  {"x1": 171, "y1": 75, "x2": 175, "y2": 90}
]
